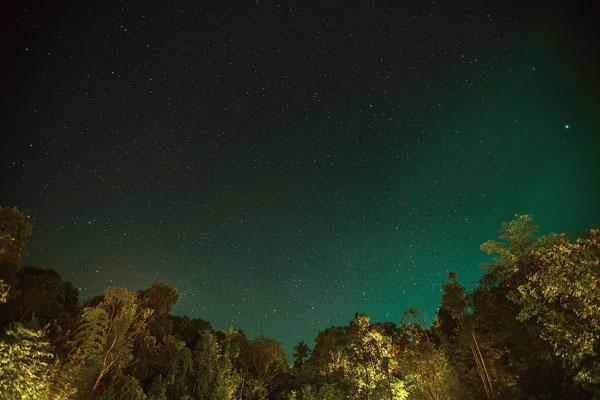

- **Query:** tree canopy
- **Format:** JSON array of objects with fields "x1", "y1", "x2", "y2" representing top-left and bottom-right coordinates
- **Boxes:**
[{"x1": 1, "y1": 206, "x2": 599, "y2": 399}]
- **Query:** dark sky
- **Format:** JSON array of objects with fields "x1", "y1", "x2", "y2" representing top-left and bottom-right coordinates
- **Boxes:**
[{"x1": 2, "y1": 0, "x2": 599, "y2": 352}]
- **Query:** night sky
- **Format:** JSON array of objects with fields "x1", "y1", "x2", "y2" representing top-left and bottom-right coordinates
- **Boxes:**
[{"x1": 2, "y1": 1, "x2": 599, "y2": 352}]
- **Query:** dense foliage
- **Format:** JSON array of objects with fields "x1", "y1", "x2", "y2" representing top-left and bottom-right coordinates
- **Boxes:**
[{"x1": 1, "y1": 207, "x2": 598, "y2": 399}]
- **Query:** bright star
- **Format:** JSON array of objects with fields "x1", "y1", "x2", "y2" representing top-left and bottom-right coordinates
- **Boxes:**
[{"x1": 564, "y1": 124, "x2": 569, "y2": 129}]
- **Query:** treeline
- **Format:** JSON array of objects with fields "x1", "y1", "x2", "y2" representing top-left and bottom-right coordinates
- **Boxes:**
[{"x1": 0, "y1": 206, "x2": 599, "y2": 399}]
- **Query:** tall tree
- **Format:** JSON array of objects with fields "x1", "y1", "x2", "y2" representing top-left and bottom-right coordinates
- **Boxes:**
[
  {"x1": 479, "y1": 214, "x2": 566, "y2": 304},
  {"x1": 0, "y1": 321, "x2": 54, "y2": 399},
  {"x1": 292, "y1": 341, "x2": 311, "y2": 368},
  {"x1": 69, "y1": 286, "x2": 153, "y2": 396},
  {"x1": 439, "y1": 273, "x2": 495, "y2": 399},
  {"x1": 170, "y1": 315, "x2": 212, "y2": 349},
  {"x1": 142, "y1": 334, "x2": 194, "y2": 399},
  {"x1": 138, "y1": 282, "x2": 179, "y2": 340},
  {"x1": 346, "y1": 313, "x2": 397, "y2": 400},
  {"x1": 479, "y1": 215, "x2": 595, "y2": 396},
  {"x1": 308, "y1": 325, "x2": 349, "y2": 382},
  {"x1": 193, "y1": 333, "x2": 239, "y2": 400},
  {"x1": 513, "y1": 228, "x2": 600, "y2": 388},
  {"x1": 0, "y1": 206, "x2": 32, "y2": 265},
  {"x1": 0, "y1": 206, "x2": 32, "y2": 301},
  {"x1": 241, "y1": 335, "x2": 289, "y2": 399},
  {"x1": 397, "y1": 308, "x2": 449, "y2": 400},
  {"x1": 1, "y1": 266, "x2": 79, "y2": 344}
]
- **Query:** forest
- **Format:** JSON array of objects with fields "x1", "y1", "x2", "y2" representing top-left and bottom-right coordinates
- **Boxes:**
[{"x1": 0, "y1": 206, "x2": 599, "y2": 399}]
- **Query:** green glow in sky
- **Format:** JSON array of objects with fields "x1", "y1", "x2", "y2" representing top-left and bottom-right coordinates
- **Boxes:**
[{"x1": 1, "y1": 1, "x2": 598, "y2": 351}]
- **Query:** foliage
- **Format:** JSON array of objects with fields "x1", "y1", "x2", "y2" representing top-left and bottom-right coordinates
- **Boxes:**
[
  {"x1": 194, "y1": 333, "x2": 239, "y2": 399},
  {"x1": 0, "y1": 207, "x2": 33, "y2": 305},
  {"x1": 287, "y1": 383, "x2": 346, "y2": 400},
  {"x1": 13, "y1": 266, "x2": 79, "y2": 318},
  {"x1": 69, "y1": 286, "x2": 153, "y2": 396},
  {"x1": 2, "y1": 209, "x2": 599, "y2": 399},
  {"x1": 241, "y1": 335, "x2": 289, "y2": 399},
  {"x1": 0, "y1": 206, "x2": 32, "y2": 264},
  {"x1": 144, "y1": 334, "x2": 194, "y2": 399},
  {"x1": 346, "y1": 313, "x2": 395, "y2": 399},
  {"x1": 0, "y1": 321, "x2": 53, "y2": 399},
  {"x1": 0, "y1": 279, "x2": 9, "y2": 303},
  {"x1": 171, "y1": 314, "x2": 212, "y2": 349},
  {"x1": 514, "y1": 229, "x2": 600, "y2": 387},
  {"x1": 292, "y1": 341, "x2": 311, "y2": 368},
  {"x1": 397, "y1": 308, "x2": 450, "y2": 400},
  {"x1": 138, "y1": 281, "x2": 179, "y2": 340}
]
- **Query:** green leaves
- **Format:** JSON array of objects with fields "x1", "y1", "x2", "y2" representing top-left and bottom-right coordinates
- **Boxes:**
[
  {"x1": 2, "y1": 207, "x2": 599, "y2": 399},
  {"x1": 71, "y1": 306, "x2": 109, "y2": 365},
  {"x1": 0, "y1": 322, "x2": 53, "y2": 399},
  {"x1": 292, "y1": 341, "x2": 311, "y2": 367},
  {"x1": 474, "y1": 215, "x2": 600, "y2": 394},
  {"x1": 480, "y1": 214, "x2": 540, "y2": 279},
  {"x1": 513, "y1": 229, "x2": 600, "y2": 386},
  {"x1": 240, "y1": 335, "x2": 288, "y2": 399},
  {"x1": 194, "y1": 333, "x2": 239, "y2": 400},
  {"x1": 0, "y1": 280, "x2": 9, "y2": 303},
  {"x1": 69, "y1": 287, "x2": 153, "y2": 396},
  {"x1": 0, "y1": 207, "x2": 32, "y2": 264}
]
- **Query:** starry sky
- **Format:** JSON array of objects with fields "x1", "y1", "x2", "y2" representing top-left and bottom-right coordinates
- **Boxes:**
[{"x1": 1, "y1": 1, "x2": 599, "y2": 352}]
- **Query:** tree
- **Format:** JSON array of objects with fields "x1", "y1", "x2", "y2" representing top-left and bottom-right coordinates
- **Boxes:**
[
  {"x1": 0, "y1": 207, "x2": 33, "y2": 302},
  {"x1": 0, "y1": 206, "x2": 32, "y2": 265},
  {"x1": 144, "y1": 334, "x2": 194, "y2": 400},
  {"x1": 69, "y1": 286, "x2": 153, "y2": 396},
  {"x1": 308, "y1": 325, "x2": 349, "y2": 380},
  {"x1": 193, "y1": 333, "x2": 239, "y2": 400},
  {"x1": 0, "y1": 279, "x2": 8, "y2": 303},
  {"x1": 346, "y1": 313, "x2": 397, "y2": 400},
  {"x1": 0, "y1": 321, "x2": 53, "y2": 399},
  {"x1": 396, "y1": 308, "x2": 449, "y2": 400},
  {"x1": 287, "y1": 383, "x2": 346, "y2": 400},
  {"x1": 216, "y1": 325, "x2": 243, "y2": 360},
  {"x1": 1, "y1": 266, "x2": 79, "y2": 343},
  {"x1": 170, "y1": 315, "x2": 212, "y2": 349},
  {"x1": 439, "y1": 273, "x2": 495, "y2": 399},
  {"x1": 480, "y1": 215, "x2": 597, "y2": 395},
  {"x1": 514, "y1": 229, "x2": 600, "y2": 388},
  {"x1": 138, "y1": 282, "x2": 179, "y2": 340},
  {"x1": 292, "y1": 341, "x2": 311, "y2": 368},
  {"x1": 305, "y1": 314, "x2": 404, "y2": 400},
  {"x1": 241, "y1": 335, "x2": 289, "y2": 399},
  {"x1": 479, "y1": 214, "x2": 567, "y2": 304}
]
